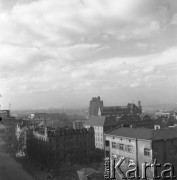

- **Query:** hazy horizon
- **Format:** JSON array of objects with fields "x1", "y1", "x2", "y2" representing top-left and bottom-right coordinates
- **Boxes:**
[
  {"x1": 0, "y1": 0, "x2": 177, "y2": 110},
  {"x1": 10, "y1": 102, "x2": 177, "y2": 112}
]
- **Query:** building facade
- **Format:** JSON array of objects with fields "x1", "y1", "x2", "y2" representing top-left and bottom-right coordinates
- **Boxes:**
[
  {"x1": 102, "y1": 102, "x2": 142, "y2": 117},
  {"x1": 0, "y1": 110, "x2": 16, "y2": 155},
  {"x1": 84, "y1": 116, "x2": 117, "y2": 150},
  {"x1": 105, "y1": 127, "x2": 177, "y2": 179},
  {"x1": 89, "y1": 96, "x2": 103, "y2": 118},
  {"x1": 73, "y1": 120, "x2": 86, "y2": 129},
  {"x1": 116, "y1": 115, "x2": 154, "y2": 129},
  {"x1": 26, "y1": 127, "x2": 95, "y2": 169},
  {"x1": 88, "y1": 96, "x2": 142, "y2": 118}
]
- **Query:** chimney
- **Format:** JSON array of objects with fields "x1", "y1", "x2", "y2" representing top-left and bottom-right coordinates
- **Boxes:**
[
  {"x1": 138, "y1": 101, "x2": 141, "y2": 107},
  {"x1": 138, "y1": 101, "x2": 142, "y2": 114},
  {"x1": 98, "y1": 107, "x2": 101, "y2": 116}
]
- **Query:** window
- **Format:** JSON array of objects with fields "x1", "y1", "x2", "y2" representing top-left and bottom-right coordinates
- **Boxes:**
[
  {"x1": 119, "y1": 143, "x2": 124, "y2": 151},
  {"x1": 144, "y1": 148, "x2": 150, "y2": 157},
  {"x1": 105, "y1": 140, "x2": 110, "y2": 147},
  {"x1": 112, "y1": 142, "x2": 116, "y2": 149},
  {"x1": 127, "y1": 145, "x2": 133, "y2": 153},
  {"x1": 106, "y1": 150, "x2": 109, "y2": 157}
]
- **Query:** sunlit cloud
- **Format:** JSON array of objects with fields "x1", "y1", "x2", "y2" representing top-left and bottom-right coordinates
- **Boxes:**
[{"x1": 0, "y1": 0, "x2": 176, "y2": 109}]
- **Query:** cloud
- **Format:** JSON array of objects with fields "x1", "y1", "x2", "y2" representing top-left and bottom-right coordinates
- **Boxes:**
[
  {"x1": 143, "y1": 66, "x2": 155, "y2": 73},
  {"x1": 129, "y1": 83, "x2": 140, "y2": 88},
  {"x1": 0, "y1": 0, "x2": 177, "y2": 108},
  {"x1": 171, "y1": 14, "x2": 177, "y2": 24}
]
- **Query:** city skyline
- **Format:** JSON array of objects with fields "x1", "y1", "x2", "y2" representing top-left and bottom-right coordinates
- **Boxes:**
[{"x1": 0, "y1": 0, "x2": 177, "y2": 110}]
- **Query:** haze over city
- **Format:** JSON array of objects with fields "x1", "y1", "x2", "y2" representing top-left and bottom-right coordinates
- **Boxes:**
[{"x1": 0, "y1": 0, "x2": 177, "y2": 110}]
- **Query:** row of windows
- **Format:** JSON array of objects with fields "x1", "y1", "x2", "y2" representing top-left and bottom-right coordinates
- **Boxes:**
[
  {"x1": 112, "y1": 142, "x2": 151, "y2": 157},
  {"x1": 94, "y1": 126, "x2": 103, "y2": 130},
  {"x1": 0, "y1": 128, "x2": 14, "y2": 134},
  {"x1": 96, "y1": 143, "x2": 103, "y2": 149},
  {"x1": 112, "y1": 142, "x2": 134, "y2": 153},
  {"x1": 95, "y1": 132, "x2": 103, "y2": 136},
  {"x1": 95, "y1": 137, "x2": 103, "y2": 142}
]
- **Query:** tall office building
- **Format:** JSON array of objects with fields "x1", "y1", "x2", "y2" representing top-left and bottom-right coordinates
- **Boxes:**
[{"x1": 89, "y1": 96, "x2": 103, "y2": 118}]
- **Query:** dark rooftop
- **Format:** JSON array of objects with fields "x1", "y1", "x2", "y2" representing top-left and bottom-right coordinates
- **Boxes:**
[
  {"x1": 34, "y1": 126, "x2": 92, "y2": 137},
  {"x1": 105, "y1": 127, "x2": 177, "y2": 140}
]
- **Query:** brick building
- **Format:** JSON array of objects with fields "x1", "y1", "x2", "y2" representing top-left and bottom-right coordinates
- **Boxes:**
[
  {"x1": 88, "y1": 97, "x2": 142, "y2": 118},
  {"x1": 105, "y1": 127, "x2": 177, "y2": 179},
  {"x1": 26, "y1": 126, "x2": 95, "y2": 169},
  {"x1": 102, "y1": 101, "x2": 142, "y2": 117},
  {"x1": 89, "y1": 96, "x2": 103, "y2": 118}
]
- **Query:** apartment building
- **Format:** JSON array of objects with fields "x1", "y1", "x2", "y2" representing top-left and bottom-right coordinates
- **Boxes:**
[
  {"x1": 117, "y1": 115, "x2": 154, "y2": 129},
  {"x1": 84, "y1": 116, "x2": 116, "y2": 150},
  {"x1": 26, "y1": 126, "x2": 95, "y2": 169},
  {"x1": 105, "y1": 127, "x2": 177, "y2": 179},
  {"x1": 73, "y1": 120, "x2": 86, "y2": 129}
]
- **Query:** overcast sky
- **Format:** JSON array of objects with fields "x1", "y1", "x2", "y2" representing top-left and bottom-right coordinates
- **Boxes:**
[{"x1": 0, "y1": 0, "x2": 177, "y2": 110}]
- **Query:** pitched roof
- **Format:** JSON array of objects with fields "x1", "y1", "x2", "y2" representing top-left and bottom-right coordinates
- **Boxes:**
[
  {"x1": 105, "y1": 127, "x2": 177, "y2": 140},
  {"x1": 84, "y1": 116, "x2": 106, "y2": 126},
  {"x1": 84, "y1": 116, "x2": 116, "y2": 127},
  {"x1": 103, "y1": 106, "x2": 128, "y2": 110}
]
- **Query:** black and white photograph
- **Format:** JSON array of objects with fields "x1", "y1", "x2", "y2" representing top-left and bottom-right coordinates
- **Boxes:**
[{"x1": 0, "y1": 0, "x2": 177, "y2": 179}]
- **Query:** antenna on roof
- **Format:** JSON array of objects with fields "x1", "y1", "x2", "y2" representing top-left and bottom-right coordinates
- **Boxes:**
[{"x1": 9, "y1": 103, "x2": 11, "y2": 111}]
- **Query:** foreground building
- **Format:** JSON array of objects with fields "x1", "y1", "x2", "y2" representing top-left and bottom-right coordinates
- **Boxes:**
[
  {"x1": 105, "y1": 127, "x2": 177, "y2": 179},
  {"x1": 0, "y1": 110, "x2": 16, "y2": 155},
  {"x1": 26, "y1": 126, "x2": 95, "y2": 169}
]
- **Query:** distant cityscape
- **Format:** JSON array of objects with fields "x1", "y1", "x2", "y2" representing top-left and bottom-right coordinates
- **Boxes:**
[
  {"x1": 0, "y1": 0, "x2": 176, "y2": 179},
  {"x1": 0, "y1": 96, "x2": 177, "y2": 179}
]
